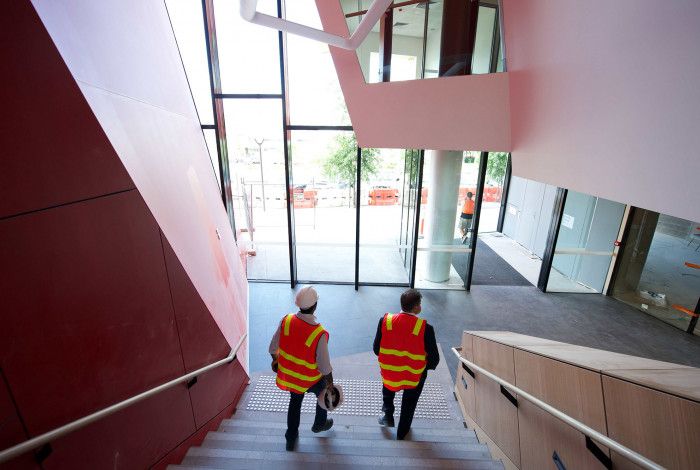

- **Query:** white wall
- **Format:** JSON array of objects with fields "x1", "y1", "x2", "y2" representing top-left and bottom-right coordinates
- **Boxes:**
[
  {"x1": 504, "y1": 0, "x2": 700, "y2": 223},
  {"x1": 502, "y1": 175, "x2": 557, "y2": 258}
]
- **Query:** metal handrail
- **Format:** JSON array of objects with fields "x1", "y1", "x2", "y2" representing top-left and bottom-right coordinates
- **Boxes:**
[
  {"x1": 450, "y1": 347, "x2": 664, "y2": 470},
  {"x1": 0, "y1": 333, "x2": 248, "y2": 464}
]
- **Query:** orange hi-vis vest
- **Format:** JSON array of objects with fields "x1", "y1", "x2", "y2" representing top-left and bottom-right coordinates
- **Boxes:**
[
  {"x1": 462, "y1": 198, "x2": 475, "y2": 215},
  {"x1": 276, "y1": 314, "x2": 328, "y2": 394},
  {"x1": 378, "y1": 313, "x2": 427, "y2": 391}
]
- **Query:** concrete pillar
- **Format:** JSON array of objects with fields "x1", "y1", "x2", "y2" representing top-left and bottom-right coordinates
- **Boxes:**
[{"x1": 425, "y1": 150, "x2": 463, "y2": 282}]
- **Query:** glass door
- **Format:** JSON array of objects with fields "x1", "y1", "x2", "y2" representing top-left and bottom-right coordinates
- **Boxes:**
[
  {"x1": 547, "y1": 191, "x2": 625, "y2": 293},
  {"x1": 358, "y1": 148, "x2": 421, "y2": 285},
  {"x1": 400, "y1": 150, "x2": 421, "y2": 276},
  {"x1": 414, "y1": 151, "x2": 481, "y2": 290},
  {"x1": 290, "y1": 130, "x2": 357, "y2": 283}
]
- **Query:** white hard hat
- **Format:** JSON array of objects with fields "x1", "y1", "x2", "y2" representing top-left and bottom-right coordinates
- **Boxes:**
[
  {"x1": 295, "y1": 286, "x2": 319, "y2": 310},
  {"x1": 317, "y1": 384, "x2": 344, "y2": 411}
]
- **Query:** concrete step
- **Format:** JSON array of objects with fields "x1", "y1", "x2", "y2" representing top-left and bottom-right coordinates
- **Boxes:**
[
  {"x1": 230, "y1": 409, "x2": 465, "y2": 429},
  {"x1": 201, "y1": 431, "x2": 491, "y2": 460},
  {"x1": 169, "y1": 464, "x2": 382, "y2": 470},
  {"x1": 181, "y1": 446, "x2": 505, "y2": 469},
  {"x1": 219, "y1": 419, "x2": 478, "y2": 443}
]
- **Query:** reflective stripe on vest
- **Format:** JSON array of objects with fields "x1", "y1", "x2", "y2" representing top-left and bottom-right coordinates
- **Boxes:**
[
  {"x1": 378, "y1": 313, "x2": 427, "y2": 391},
  {"x1": 276, "y1": 314, "x2": 327, "y2": 394}
]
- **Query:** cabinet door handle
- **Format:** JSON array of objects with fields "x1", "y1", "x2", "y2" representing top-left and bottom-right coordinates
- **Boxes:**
[{"x1": 552, "y1": 451, "x2": 566, "y2": 470}]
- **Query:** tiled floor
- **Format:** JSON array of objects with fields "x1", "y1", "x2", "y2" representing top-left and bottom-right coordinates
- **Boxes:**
[
  {"x1": 249, "y1": 283, "x2": 700, "y2": 379},
  {"x1": 479, "y1": 232, "x2": 598, "y2": 292}
]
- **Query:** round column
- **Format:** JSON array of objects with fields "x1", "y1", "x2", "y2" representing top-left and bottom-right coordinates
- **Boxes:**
[{"x1": 424, "y1": 150, "x2": 463, "y2": 282}]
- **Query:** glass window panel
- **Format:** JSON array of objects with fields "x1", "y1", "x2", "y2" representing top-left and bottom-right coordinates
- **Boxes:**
[
  {"x1": 224, "y1": 99, "x2": 289, "y2": 281},
  {"x1": 203, "y1": 128, "x2": 220, "y2": 189},
  {"x1": 286, "y1": 0, "x2": 350, "y2": 125},
  {"x1": 415, "y1": 151, "x2": 479, "y2": 289},
  {"x1": 165, "y1": 0, "x2": 214, "y2": 124},
  {"x1": 359, "y1": 148, "x2": 418, "y2": 285},
  {"x1": 471, "y1": 6, "x2": 497, "y2": 74},
  {"x1": 424, "y1": 0, "x2": 443, "y2": 79},
  {"x1": 478, "y1": 152, "x2": 508, "y2": 233},
  {"x1": 342, "y1": 0, "x2": 507, "y2": 82},
  {"x1": 290, "y1": 130, "x2": 357, "y2": 283},
  {"x1": 340, "y1": 0, "x2": 374, "y2": 35},
  {"x1": 496, "y1": 37, "x2": 505, "y2": 72},
  {"x1": 215, "y1": 0, "x2": 281, "y2": 94},
  {"x1": 548, "y1": 191, "x2": 625, "y2": 293},
  {"x1": 388, "y1": 5, "x2": 427, "y2": 82},
  {"x1": 351, "y1": 1, "x2": 428, "y2": 83},
  {"x1": 612, "y1": 211, "x2": 700, "y2": 334}
]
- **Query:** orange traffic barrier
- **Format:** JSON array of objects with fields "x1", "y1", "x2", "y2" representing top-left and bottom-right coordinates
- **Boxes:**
[
  {"x1": 672, "y1": 304, "x2": 699, "y2": 318},
  {"x1": 369, "y1": 188, "x2": 399, "y2": 206},
  {"x1": 685, "y1": 262, "x2": 700, "y2": 270},
  {"x1": 292, "y1": 188, "x2": 316, "y2": 208}
]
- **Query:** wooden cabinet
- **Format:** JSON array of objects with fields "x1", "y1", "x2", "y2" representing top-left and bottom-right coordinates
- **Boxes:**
[
  {"x1": 475, "y1": 371, "x2": 521, "y2": 467},
  {"x1": 514, "y1": 349, "x2": 607, "y2": 433},
  {"x1": 518, "y1": 399, "x2": 608, "y2": 470},
  {"x1": 461, "y1": 331, "x2": 475, "y2": 361},
  {"x1": 455, "y1": 331, "x2": 700, "y2": 470},
  {"x1": 472, "y1": 336, "x2": 520, "y2": 466},
  {"x1": 473, "y1": 335, "x2": 516, "y2": 382},
  {"x1": 603, "y1": 376, "x2": 700, "y2": 469},
  {"x1": 457, "y1": 333, "x2": 477, "y2": 419}
]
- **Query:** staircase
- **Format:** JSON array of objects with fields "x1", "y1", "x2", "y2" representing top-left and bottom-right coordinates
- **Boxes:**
[{"x1": 169, "y1": 373, "x2": 504, "y2": 469}]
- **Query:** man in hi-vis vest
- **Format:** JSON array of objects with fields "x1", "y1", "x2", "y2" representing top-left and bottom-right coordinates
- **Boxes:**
[
  {"x1": 269, "y1": 286, "x2": 334, "y2": 451},
  {"x1": 373, "y1": 288, "x2": 439, "y2": 440}
]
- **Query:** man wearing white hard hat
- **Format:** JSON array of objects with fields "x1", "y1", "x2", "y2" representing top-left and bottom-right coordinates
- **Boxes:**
[{"x1": 269, "y1": 286, "x2": 334, "y2": 451}]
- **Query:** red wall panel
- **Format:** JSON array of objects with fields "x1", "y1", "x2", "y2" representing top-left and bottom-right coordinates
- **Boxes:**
[
  {"x1": 0, "y1": 1, "x2": 134, "y2": 220},
  {"x1": 31, "y1": 0, "x2": 196, "y2": 119},
  {"x1": 30, "y1": 0, "x2": 249, "y2": 359},
  {"x1": 162, "y1": 238, "x2": 230, "y2": 371},
  {"x1": 162, "y1": 238, "x2": 248, "y2": 427},
  {"x1": 44, "y1": 386, "x2": 194, "y2": 470},
  {"x1": 0, "y1": 376, "x2": 39, "y2": 470},
  {"x1": 0, "y1": 191, "x2": 184, "y2": 434},
  {"x1": 0, "y1": 1, "x2": 249, "y2": 466},
  {"x1": 189, "y1": 361, "x2": 248, "y2": 429}
]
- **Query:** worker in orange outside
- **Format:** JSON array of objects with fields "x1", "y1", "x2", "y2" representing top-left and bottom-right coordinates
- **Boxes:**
[
  {"x1": 374, "y1": 289, "x2": 439, "y2": 440},
  {"x1": 269, "y1": 286, "x2": 334, "y2": 451},
  {"x1": 460, "y1": 191, "x2": 475, "y2": 243}
]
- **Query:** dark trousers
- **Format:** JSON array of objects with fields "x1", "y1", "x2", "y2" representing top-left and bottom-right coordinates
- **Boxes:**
[
  {"x1": 285, "y1": 379, "x2": 327, "y2": 441},
  {"x1": 382, "y1": 372, "x2": 427, "y2": 439}
]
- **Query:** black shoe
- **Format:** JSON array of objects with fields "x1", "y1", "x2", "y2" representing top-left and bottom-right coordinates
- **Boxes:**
[
  {"x1": 285, "y1": 436, "x2": 297, "y2": 451},
  {"x1": 311, "y1": 418, "x2": 333, "y2": 433},
  {"x1": 378, "y1": 415, "x2": 395, "y2": 427}
]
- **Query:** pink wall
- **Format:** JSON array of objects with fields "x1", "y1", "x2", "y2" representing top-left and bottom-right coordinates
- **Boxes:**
[
  {"x1": 317, "y1": 0, "x2": 700, "y2": 222},
  {"x1": 504, "y1": 0, "x2": 700, "y2": 222},
  {"x1": 0, "y1": 1, "x2": 248, "y2": 467},
  {"x1": 315, "y1": 0, "x2": 511, "y2": 152}
]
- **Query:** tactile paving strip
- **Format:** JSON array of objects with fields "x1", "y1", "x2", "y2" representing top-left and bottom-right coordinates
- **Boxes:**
[{"x1": 246, "y1": 375, "x2": 451, "y2": 419}]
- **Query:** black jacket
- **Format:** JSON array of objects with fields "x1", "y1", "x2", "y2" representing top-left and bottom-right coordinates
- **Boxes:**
[{"x1": 372, "y1": 314, "x2": 440, "y2": 371}]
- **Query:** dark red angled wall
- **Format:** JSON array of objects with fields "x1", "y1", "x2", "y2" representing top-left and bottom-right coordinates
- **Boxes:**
[{"x1": 0, "y1": 1, "x2": 248, "y2": 468}]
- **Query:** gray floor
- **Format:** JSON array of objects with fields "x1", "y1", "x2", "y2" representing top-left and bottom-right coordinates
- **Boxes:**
[{"x1": 249, "y1": 283, "x2": 700, "y2": 379}]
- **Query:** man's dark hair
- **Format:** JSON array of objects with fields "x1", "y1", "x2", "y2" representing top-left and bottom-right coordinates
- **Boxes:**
[
  {"x1": 467, "y1": 191, "x2": 473, "y2": 198},
  {"x1": 400, "y1": 289, "x2": 422, "y2": 312},
  {"x1": 299, "y1": 303, "x2": 317, "y2": 315}
]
